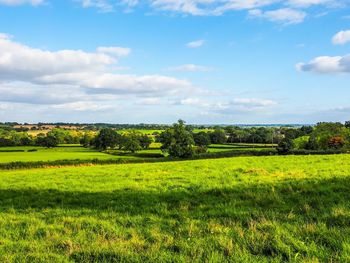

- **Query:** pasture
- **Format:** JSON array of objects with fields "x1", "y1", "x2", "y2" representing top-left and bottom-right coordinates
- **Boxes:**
[
  {"x1": 0, "y1": 154, "x2": 349, "y2": 262},
  {"x1": 0, "y1": 143, "x2": 275, "y2": 166},
  {"x1": 0, "y1": 146, "x2": 122, "y2": 164}
]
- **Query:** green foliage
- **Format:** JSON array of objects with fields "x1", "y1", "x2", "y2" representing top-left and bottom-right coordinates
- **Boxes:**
[
  {"x1": 209, "y1": 129, "x2": 227, "y2": 144},
  {"x1": 139, "y1": 134, "x2": 153, "y2": 150},
  {"x1": 193, "y1": 132, "x2": 211, "y2": 147},
  {"x1": 159, "y1": 120, "x2": 195, "y2": 158},
  {"x1": 308, "y1": 122, "x2": 350, "y2": 150},
  {"x1": 80, "y1": 131, "x2": 96, "y2": 147},
  {"x1": 93, "y1": 128, "x2": 119, "y2": 150},
  {"x1": 293, "y1": 136, "x2": 309, "y2": 150},
  {"x1": 122, "y1": 131, "x2": 143, "y2": 153},
  {"x1": 345, "y1": 121, "x2": 350, "y2": 129},
  {"x1": 35, "y1": 134, "x2": 59, "y2": 148},
  {"x1": 277, "y1": 138, "x2": 294, "y2": 154}
]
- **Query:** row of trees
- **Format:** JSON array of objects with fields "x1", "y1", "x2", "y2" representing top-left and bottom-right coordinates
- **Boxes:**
[
  {"x1": 2, "y1": 120, "x2": 350, "y2": 158},
  {"x1": 278, "y1": 122, "x2": 350, "y2": 153},
  {"x1": 89, "y1": 129, "x2": 152, "y2": 153},
  {"x1": 0, "y1": 128, "x2": 85, "y2": 147}
]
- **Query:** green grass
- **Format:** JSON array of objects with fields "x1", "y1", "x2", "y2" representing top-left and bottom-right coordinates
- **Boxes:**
[
  {"x1": 0, "y1": 143, "x2": 275, "y2": 166},
  {"x1": 207, "y1": 144, "x2": 276, "y2": 153},
  {"x1": 0, "y1": 154, "x2": 350, "y2": 262},
  {"x1": 0, "y1": 146, "x2": 123, "y2": 163}
]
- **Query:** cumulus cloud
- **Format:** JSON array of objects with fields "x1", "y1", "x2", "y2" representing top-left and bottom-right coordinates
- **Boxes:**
[
  {"x1": 166, "y1": 64, "x2": 212, "y2": 72},
  {"x1": 186, "y1": 40, "x2": 205, "y2": 48},
  {"x1": 249, "y1": 8, "x2": 307, "y2": 24},
  {"x1": 0, "y1": 33, "x2": 198, "y2": 107},
  {"x1": 332, "y1": 30, "x2": 350, "y2": 45},
  {"x1": 296, "y1": 55, "x2": 350, "y2": 74}
]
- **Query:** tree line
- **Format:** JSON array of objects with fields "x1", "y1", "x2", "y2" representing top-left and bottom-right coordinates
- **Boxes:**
[
  {"x1": 277, "y1": 121, "x2": 350, "y2": 154},
  {"x1": 1, "y1": 120, "x2": 350, "y2": 158}
]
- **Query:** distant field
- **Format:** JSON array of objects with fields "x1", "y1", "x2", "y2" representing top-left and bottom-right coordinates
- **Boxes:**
[
  {"x1": 0, "y1": 146, "x2": 122, "y2": 163},
  {"x1": 0, "y1": 155, "x2": 349, "y2": 261},
  {"x1": 0, "y1": 143, "x2": 275, "y2": 165}
]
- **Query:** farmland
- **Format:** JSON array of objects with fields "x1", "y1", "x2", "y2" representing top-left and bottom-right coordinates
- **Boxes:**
[
  {"x1": 0, "y1": 146, "x2": 122, "y2": 164},
  {"x1": 0, "y1": 154, "x2": 350, "y2": 261},
  {"x1": 0, "y1": 143, "x2": 276, "y2": 166},
  {"x1": 0, "y1": 122, "x2": 349, "y2": 262}
]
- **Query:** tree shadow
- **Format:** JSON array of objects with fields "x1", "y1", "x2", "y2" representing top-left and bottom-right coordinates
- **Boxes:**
[{"x1": 0, "y1": 176, "x2": 349, "y2": 225}]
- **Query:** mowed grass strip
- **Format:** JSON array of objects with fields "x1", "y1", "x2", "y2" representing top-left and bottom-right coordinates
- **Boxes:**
[{"x1": 0, "y1": 155, "x2": 350, "y2": 262}]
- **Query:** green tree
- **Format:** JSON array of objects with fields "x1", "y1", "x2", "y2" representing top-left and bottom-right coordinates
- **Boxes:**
[
  {"x1": 36, "y1": 134, "x2": 59, "y2": 148},
  {"x1": 159, "y1": 120, "x2": 195, "y2": 158},
  {"x1": 139, "y1": 134, "x2": 152, "y2": 150},
  {"x1": 122, "y1": 131, "x2": 142, "y2": 153},
  {"x1": 209, "y1": 129, "x2": 227, "y2": 144},
  {"x1": 93, "y1": 128, "x2": 118, "y2": 150},
  {"x1": 345, "y1": 121, "x2": 350, "y2": 129},
  {"x1": 277, "y1": 138, "x2": 293, "y2": 154},
  {"x1": 193, "y1": 132, "x2": 211, "y2": 147}
]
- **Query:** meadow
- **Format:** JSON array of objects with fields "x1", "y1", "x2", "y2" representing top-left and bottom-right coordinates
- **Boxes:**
[
  {"x1": 0, "y1": 143, "x2": 275, "y2": 166},
  {"x1": 0, "y1": 146, "x2": 123, "y2": 164},
  {"x1": 0, "y1": 154, "x2": 349, "y2": 262}
]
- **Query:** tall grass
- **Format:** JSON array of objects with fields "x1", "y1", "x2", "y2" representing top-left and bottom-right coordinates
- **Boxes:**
[{"x1": 0, "y1": 154, "x2": 350, "y2": 262}]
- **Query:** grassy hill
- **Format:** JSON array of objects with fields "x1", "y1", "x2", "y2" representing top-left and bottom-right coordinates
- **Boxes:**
[{"x1": 0, "y1": 154, "x2": 349, "y2": 262}]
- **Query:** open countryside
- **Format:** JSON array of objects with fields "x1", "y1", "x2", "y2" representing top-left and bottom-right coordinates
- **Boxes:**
[
  {"x1": 1, "y1": 121, "x2": 350, "y2": 262},
  {"x1": 1, "y1": 1, "x2": 350, "y2": 262}
]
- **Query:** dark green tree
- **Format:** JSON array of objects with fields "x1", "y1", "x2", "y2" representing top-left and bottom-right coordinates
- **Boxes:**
[
  {"x1": 277, "y1": 138, "x2": 293, "y2": 154},
  {"x1": 139, "y1": 134, "x2": 152, "y2": 150},
  {"x1": 209, "y1": 129, "x2": 227, "y2": 144},
  {"x1": 93, "y1": 128, "x2": 118, "y2": 150},
  {"x1": 36, "y1": 134, "x2": 59, "y2": 148},
  {"x1": 159, "y1": 120, "x2": 195, "y2": 158},
  {"x1": 345, "y1": 121, "x2": 350, "y2": 129},
  {"x1": 193, "y1": 132, "x2": 211, "y2": 147}
]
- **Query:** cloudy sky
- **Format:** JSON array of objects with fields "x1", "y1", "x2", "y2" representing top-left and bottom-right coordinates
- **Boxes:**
[{"x1": 0, "y1": 0, "x2": 349, "y2": 124}]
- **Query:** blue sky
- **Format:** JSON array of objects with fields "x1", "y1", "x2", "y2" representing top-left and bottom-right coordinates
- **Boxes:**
[{"x1": 0, "y1": 0, "x2": 349, "y2": 124}]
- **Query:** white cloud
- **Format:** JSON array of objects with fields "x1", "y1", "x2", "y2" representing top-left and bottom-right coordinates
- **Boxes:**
[
  {"x1": 177, "y1": 98, "x2": 211, "y2": 107},
  {"x1": 52, "y1": 101, "x2": 115, "y2": 111},
  {"x1": 0, "y1": 33, "x2": 198, "y2": 107},
  {"x1": 231, "y1": 98, "x2": 278, "y2": 107},
  {"x1": 249, "y1": 8, "x2": 307, "y2": 24},
  {"x1": 287, "y1": 0, "x2": 335, "y2": 8},
  {"x1": 174, "y1": 97, "x2": 277, "y2": 112},
  {"x1": 186, "y1": 39, "x2": 205, "y2": 48},
  {"x1": 296, "y1": 55, "x2": 350, "y2": 74},
  {"x1": 78, "y1": 0, "x2": 343, "y2": 20},
  {"x1": 332, "y1": 30, "x2": 350, "y2": 45},
  {"x1": 81, "y1": 0, "x2": 114, "y2": 12},
  {"x1": 166, "y1": 64, "x2": 212, "y2": 72},
  {"x1": 136, "y1": 98, "x2": 162, "y2": 105},
  {"x1": 0, "y1": 0, "x2": 43, "y2": 6},
  {"x1": 97, "y1": 46, "x2": 131, "y2": 57}
]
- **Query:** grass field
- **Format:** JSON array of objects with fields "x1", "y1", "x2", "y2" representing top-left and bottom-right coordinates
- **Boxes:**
[
  {"x1": 0, "y1": 143, "x2": 275, "y2": 165},
  {"x1": 0, "y1": 154, "x2": 349, "y2": 262},
  {"x1": 0, "y1": 146, "x2": 122, "y2": 164}
]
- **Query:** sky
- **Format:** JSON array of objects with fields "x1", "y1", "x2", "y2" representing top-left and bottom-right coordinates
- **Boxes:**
[{"x1": 0, "y1": 0, "x2": 349, "y2": 124}]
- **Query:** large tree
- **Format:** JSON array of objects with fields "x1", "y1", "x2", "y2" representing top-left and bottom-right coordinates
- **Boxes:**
[
  {"x1": 159, "y1": 120, "x2": 195, "y2": 158},
  {"x1": 209, "y1": 129, "x2": 227, "y2": 144},
  {"x1": 93, "y1": 128, "x2": 119, "y2": 150}
]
